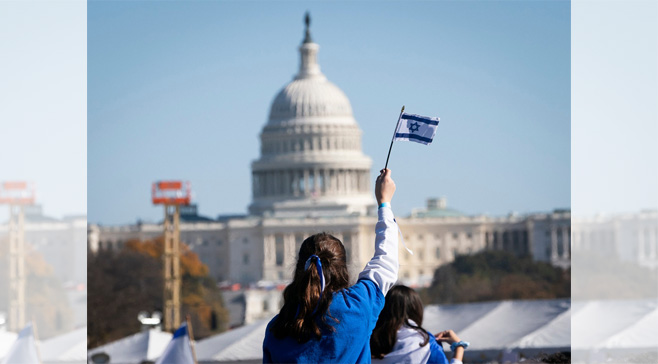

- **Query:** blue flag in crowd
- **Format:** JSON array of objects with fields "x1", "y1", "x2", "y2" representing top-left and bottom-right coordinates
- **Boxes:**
[
  {"x1": 1, "y1": 323, "x2": 40, "y2": 364},
  {"x1": 155, "y1": 322, "x2": 195, "y2": 364},
  {"x1": 394, "y1": 112, "x2": 440, "y2": 145}
]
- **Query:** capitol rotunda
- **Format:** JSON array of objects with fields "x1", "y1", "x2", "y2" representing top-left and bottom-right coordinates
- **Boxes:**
[{"x1": 249, "y1": 15, "x2": 375, "y2": 217}]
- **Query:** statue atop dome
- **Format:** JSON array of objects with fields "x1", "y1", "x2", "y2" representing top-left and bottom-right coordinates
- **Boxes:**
[{"x1": 303, "y1": 12, "x2": 312, "y2": 44}]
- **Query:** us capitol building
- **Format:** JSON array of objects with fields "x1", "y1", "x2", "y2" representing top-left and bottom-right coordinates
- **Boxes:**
[{"x1": 87, "y1": 16, "x2": 573, "y2": 292}]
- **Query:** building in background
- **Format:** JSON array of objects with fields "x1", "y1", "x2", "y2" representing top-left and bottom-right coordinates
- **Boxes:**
[
  {"x1": 572, "y1": 210, "x2": 658, "y2": 270},
  {"x1": 88, "y1": 18, "x2": 572, "y2": 297}
]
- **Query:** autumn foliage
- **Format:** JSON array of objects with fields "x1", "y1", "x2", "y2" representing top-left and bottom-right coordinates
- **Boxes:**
[
  {"x1": 87, "y1": 237, "x2": 228, "y2": 348},
  {"x1": 0, "y1": 241, "x2": 73, "y2": 339}
]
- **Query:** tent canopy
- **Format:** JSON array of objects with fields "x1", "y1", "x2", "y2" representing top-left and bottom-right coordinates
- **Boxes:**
[
  {"x1": 87, "y1": 329, "x2": 172, "y2": 364},
  {"x1": 0, "y1": 331, "x2": 18, "y2": 360},
  {"x1": 195, "y1": 298, "x2": 572, "y2": 363},
  {"x1": 40, "y1": 327, "x2": 87, "y2": 363},
  {"x1": 424, "y1": 299, "x2": 570, "y2": 351},
  {"x1": 196, "y1": 318, "x2": 271, "y2": 362}
]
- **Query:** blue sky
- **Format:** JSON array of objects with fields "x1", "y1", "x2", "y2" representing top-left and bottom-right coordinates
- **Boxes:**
[{"x1": 88, "y1": 1, "x2": 570, "y2": 225}]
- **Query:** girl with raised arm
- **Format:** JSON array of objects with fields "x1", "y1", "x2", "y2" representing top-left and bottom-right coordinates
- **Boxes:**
[{"x1": 263, "y1": 169, "x2": 399, "y2": 363}]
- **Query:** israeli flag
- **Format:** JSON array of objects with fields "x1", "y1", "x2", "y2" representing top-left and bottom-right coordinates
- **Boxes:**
[
  {"x1": 394, "y1": 112, "x2": 440, "y2": 145},
  {"x1": 1, "y1": 323, "x2": 40, "y2": 364},
  {"x1": 155, "y1": 322, "x2": 195, "y2": 364}
]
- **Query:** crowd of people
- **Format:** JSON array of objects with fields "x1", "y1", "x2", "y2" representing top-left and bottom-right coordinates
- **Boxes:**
[{"x1": 262, "y1": 169, "x2": 468, "y2": 364}]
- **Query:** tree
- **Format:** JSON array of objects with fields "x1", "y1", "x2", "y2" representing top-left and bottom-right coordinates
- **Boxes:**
[
  {"x1": 421, "y1": 250, "x2": 570, "y2": 304},
  {"x1": 87, "y1": 237, "x2": 229, "y2": 348},
  {"x1": 0, "y1": 238, "x2": 73, "y2": 339}
]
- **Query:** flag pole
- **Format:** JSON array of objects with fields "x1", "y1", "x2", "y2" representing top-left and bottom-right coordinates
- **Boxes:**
[
  {"x1": 33, "y1": 318, "x2": 43, "y2": 364},
  {"x1": 384, "y1": 105, "x2": 405, "y2": 170},
  {"x1": 186, "y1": 315, "x2": 199, "y2": 364}
]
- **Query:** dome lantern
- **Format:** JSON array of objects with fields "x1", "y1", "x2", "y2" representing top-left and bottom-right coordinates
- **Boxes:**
[{"x1": 296, "y1": 12, "x2": 322, "y2": 80}]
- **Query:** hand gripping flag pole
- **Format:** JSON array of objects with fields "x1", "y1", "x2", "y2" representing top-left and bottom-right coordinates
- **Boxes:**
[{"x1": 384, "y1": 105, "x2": 405, "y2": 170}]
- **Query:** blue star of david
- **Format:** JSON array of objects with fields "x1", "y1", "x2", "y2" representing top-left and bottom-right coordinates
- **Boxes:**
[{"x1": 409, "y1": 121, "x2": 420, "y2": 133}]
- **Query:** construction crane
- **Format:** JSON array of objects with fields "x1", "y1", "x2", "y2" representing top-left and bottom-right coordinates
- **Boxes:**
[
  {"x1": 152, "y1": 180, "x2": 191, "y2": 332},
  {"x1": 0, "y1": 181, "x2": 35, "y2": 332}
]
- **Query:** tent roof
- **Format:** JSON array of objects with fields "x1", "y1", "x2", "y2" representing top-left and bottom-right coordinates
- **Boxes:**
[
  {"x1": 598, "y1": 305, "x2": 658, "y2": 349},
  {"x1": 0, "y1": 331, "x2": 18, "y2": 360},
  {"x1": 507, "y1": 305, "x2": 571, "y2": 349},
  {"x1": 196, "y1": 318, "x2": 271, "y2": 362},
  {"x1": 87, "y1": 329, "x2": 172, "y2": 364},
  {"x1": 571, "y1": 299, "x2": 657, "y2": 350},
  {"x1": 424, "y1": 299, "x2": 570, "y2": 351},
  {"x1": 196, "y1": 298, "x2": 572, "y2": 362},
  {"x1": 40, "y1": 327, "x2": 87, "y2": 362}
]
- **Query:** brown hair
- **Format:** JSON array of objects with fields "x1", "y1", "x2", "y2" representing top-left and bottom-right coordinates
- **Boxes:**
[
  {"x1": 370, "y1": 285, "x2": 430, "y2": 359},
  {"x1": 270, "y1": 233, "x2": 350, "y2": 342}
]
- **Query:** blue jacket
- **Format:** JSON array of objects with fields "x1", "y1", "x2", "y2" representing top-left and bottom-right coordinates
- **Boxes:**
[
  {"x1": 263, "y1": 279, "x2": 385, "y2": 363},
  {"x1": 263, "y1": 206, "x2": 399, "y2": 364}
]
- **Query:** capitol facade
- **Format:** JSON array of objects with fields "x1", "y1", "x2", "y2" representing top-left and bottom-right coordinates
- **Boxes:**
[{"x1": 87, "y1": 17, "x2": 576, "y2": 298}]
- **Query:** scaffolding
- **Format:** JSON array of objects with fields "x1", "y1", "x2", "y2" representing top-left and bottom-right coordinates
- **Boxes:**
[
  {"x1": 0, "y1": 181, "x2": 35, "y2": 332},
  {"x1": 152, "y1": 181, "x2": 191, "y2": 332}
]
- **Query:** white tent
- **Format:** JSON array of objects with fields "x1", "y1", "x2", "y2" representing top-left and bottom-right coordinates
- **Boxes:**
[
  {"x1": 424, "y1": 299, "x2": 570, "y2": 362},
  {"x1": 506, "y1": 305, "x2": 571, "y2": 350},
  {"x1": 40, "y1": 327, "x2": 87, "y2": 364},
  {"x1": 597, "y1": 304, "x2": 658, "y2": 351},
  {"x1": 571, "y1": 299, "x2": 658, "y2": 362},
  {"x1": 196, "y1": 318, "x2": 271, "y2": 364},
  {"x1": 195, "y1": 299, "x2": 572, "y2": 363},
  {"x1": 87, "y1": 329, "x2": 172, "y2": 364},
  {"x1": 0, "y1": 331, "x2": 18, "y2": 361},
  {"x1": 1, "y1": 323, "x2": 40, "y2": 364}
]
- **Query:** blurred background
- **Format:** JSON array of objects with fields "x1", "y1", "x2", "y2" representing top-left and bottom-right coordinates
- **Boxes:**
[
  {"x1": 85, "y1": 2, "x2": 573, "y2": 363},
  {"x1": 0, "y1": 0, "x2": 87, "y2": 363},
  {"x1": 0, "y1": 1, "x2": 655, "y2": 364}
]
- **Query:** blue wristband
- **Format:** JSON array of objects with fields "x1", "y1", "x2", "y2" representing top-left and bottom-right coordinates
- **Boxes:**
[
  {"x1": 378, "y1": 202, "x2": 390, "y2": 209},
  {"x1": 450, "y1": 341, "x2": 469, "y2": 351}
]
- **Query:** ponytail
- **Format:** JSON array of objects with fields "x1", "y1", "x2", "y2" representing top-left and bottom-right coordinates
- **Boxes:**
[{"x1": 271, "y1": 233, "x2": 349, "y2": 342}]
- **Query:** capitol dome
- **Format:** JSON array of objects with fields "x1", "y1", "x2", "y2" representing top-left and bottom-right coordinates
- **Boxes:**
[
  {"x1": 249, "y1": 13, "x2": 375, "y2": 217},
  {"x1": 268, "y1": 77, "x2": 353, "y2": 121}
]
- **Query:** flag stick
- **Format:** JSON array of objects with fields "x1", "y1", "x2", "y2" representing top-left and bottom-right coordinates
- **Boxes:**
[
  {"x1": 384, "y1": 105, "x2": 405, "y2": 170},
  {"x1": 33, "y1": 318, "x2": 43, "y2": 364},
  {"x1": 186, "y1": 315, "x2": 199, "y2": 364}
]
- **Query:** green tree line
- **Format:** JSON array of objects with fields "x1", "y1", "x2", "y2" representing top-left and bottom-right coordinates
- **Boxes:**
[{"x1": 421, "y1": 250, "x2": 570, "y2": 304}]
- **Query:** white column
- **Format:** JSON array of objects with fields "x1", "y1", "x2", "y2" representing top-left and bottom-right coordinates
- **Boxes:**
[
  {"x1": 303, "y1": 169, "x2": 309, "y2": 196},
  {"x1": 323, "y1": 169, "x2": 330, "y2": 193},
  {"x1": 263, "y1": 235, "x2": 276, "y2": 281},
  {"x1": 638, "y1": 228, "x2": 645, "y2": 261},
  {"x1": 293, "y1": 171, "x2": 300, "y2": 196},
  {"x1": 284, "y1": 234, "x2": 296, "y2": 267},
  {"x1": 551, "y1": 227, "x2": 558, "y2": 260},
  {"x1": 562, "y1": 227, "x2": 570, "y2": 259}
]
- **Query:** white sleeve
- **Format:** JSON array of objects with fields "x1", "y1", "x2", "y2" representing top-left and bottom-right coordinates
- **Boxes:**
[{"x1": 357, "y1": 206, "x2": 399, "y2": 295}]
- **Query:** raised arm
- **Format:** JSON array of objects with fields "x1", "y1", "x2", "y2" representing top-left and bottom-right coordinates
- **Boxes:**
[{"x1": 358, "y1": 169, "x2": 399, "y2": 295}]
